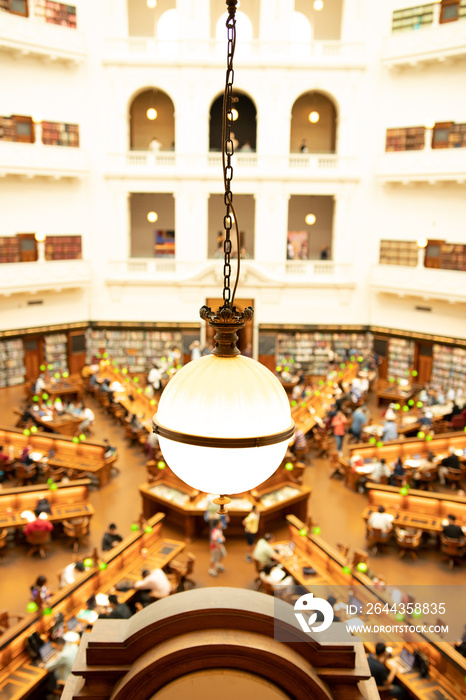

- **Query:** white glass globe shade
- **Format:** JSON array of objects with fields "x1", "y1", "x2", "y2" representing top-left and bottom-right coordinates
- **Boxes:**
[
  {"x1": 146, "y1": 108, "x2": 158, "y2": 120},
  {"x1": 155, "y1": 354, "x2": 293, "y2": 494},
  {"x1": 308, "y1": 111, "x2": 320, "y2": 123}
]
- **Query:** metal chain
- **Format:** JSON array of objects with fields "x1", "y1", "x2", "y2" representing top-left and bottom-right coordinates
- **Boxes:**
[{"x1": 222, "y1": 0, "x2": 240, "y2": 306}]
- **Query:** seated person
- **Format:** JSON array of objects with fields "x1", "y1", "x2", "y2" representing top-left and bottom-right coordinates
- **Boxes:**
[
  {"x1": 103, "y1": 439, "x2": 117, "y2": 459},
  {"x1": 367, "y1": 643, "x2": 407, "y2": 699},
  {"x1": 99, "y1": 594, "x2": 132, "y2": 619},
  {"x1": 438, "y1": 447, "x2": 460, "y2": 485},
  {"x1": 367, "y1": 506, "x2": 394, "y2": 534},
  {"x1": 371, "y1": 458, "x2": 391, "y2": 483},
  {"x1": 454, "y1": 625, "x2": 466, "y2": 658},
  {"x1": 129, "y1": 413, "x2": 144, "y2": 433},
  {"x1": 78, "y1": 404, "x2": 95, "y2": 432},
  {"x1": 134, "y1": 567, "x2": 171, "y2": 605},
  {"x1": 24, "y1": 512, "x2": 53, "y2": 538},
  {"x1": 442, "y1": 514, "x2": 466, "y2": 540},
  {"x1": 44, "y1": 637, "x2": 78, "y2": 691},
  {"x1": 30, "y1": 575, "x2": 53, "y2": 606},
  {"x1": 389, "y1": 457, "x2": 405, "y2": 485},
  {"x1": 419, "y1": 408, "x2": 433, "y2": 429},
  {"x1": 253, "y1": 533, "x2": 278, "y2": 569},
  {"x1": 102, "y1": 523, "x2": 123, "y2": 551},
  {"x1": 59, "y1": 560, "x2": 86, "y2": 588},
  {"x1": 291, "y1": 428, "x2": 307, "y2": 455},
  {"x1": 259, "y1": 562, "x2": 294, "y2": 587},
  {"x1": 382, "y1": 419, "x2": 398, "y2": 442},
  {"x1": 413, "y1": 451, "x2": 436, "y2": 481}
]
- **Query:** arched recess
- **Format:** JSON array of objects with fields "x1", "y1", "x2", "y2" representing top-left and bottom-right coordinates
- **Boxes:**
[
  {"x1": 290, "y1": 11, "x2": 312, "y2": 57},
  {"x1": 290, "y1": 91, "x2": 337, "y2": 154},
  {"x1": 212, "y1": 0, "x2": 258, "y2": 40},
  {"x1": 209, "y1": 91, "x2": 257, "y2": 152},
  {"x1": 127, "y1": 0, "x2": 176, "y2": 38},
  {"x1": 157, "y1": 8, "x2": 179, "y2": 41},
  {"x1": 128, "y1": 87, "x2": 175, "y2": 151},
  {"x1": 214, "y1": 9, "x2": 253, "y2": 55}
]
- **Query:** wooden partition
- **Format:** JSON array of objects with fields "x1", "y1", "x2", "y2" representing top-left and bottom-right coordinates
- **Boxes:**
[
  {"x1": 0, "y1": 513, "x2": 185, "y2": 700},
  {"x1": 285, "y1": 514, "x2": 466, "y2": 700},
  {"x1": 348, "y1": 431, "x2": 466, "y2": 463},
  {"x1": 0, "y1": 426, "x2": 116, "y2": 487}
]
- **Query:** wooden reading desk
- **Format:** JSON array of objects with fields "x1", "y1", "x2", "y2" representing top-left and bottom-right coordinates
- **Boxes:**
[
  {"x1": 41, "y1": 379, "x2": 83, "y2": 403},
  {"x1": 376, "y1": 381, "x2": 423, "y2": 407},
  {"x1": 281, "y1": 515, "x2": 466, "y2": 700},
  {"x1": 0, "y1": 513, "x2": 184, "y2": 700},
  {"x1": 140, "y1": 465, "x2": 311, "y2": 541}
]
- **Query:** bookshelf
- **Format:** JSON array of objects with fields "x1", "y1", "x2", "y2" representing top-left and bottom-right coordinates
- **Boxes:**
[
  {"x1": 439, "y1": 243, "x2": 466, "y2": 271},
  {"x1": 431, "y1": 344, "x2": 466, "y2": 391},
  {"x1": 276, "y1": 332, "x2": 371, "y2": 376},
  {"x1": 387, "y1": 338, "x2": 415, "y2": 381},
  {"x1": 0, "y1": 0, "x2": 28, "y2": 16},
  {"x1": 34, "y1": 0, "x2": 77, "y2": 28},
  {"x1": 0, "y1": 115, "x2": 34, "y2": 143},
  {"x1": 45, "y1": 235, "x2": 82, "y2": 260},
  {"x1": 448, "y1": 123, "x2": 466, "y2": 148},
  {"x1": 44, "y1": 333, "x2": 69, "y2": 373},
  {"x1": 41, "y1": 122, "x2": 79, "y2": 147},
  {"x1": 0, "y1": 237, "x2": 21, "y2": 263},
  {"x1": 379, "y1": 240, "x2": 418, "y2": 266},
  {"x1": 0, "y1": 339, "x2": 26, "y2": 388},
  {"x1": 391, "y1": 4, "x2": 434, "y2": 32},
  {"x1": 385, "y1": 127, "x2": 425, "y2": 151},
  {"x1": 86, "y1": 329, "x2": 183, "y2": 373}
]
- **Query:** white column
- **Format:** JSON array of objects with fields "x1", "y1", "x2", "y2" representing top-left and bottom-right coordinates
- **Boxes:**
[
  {"x1": 254, "y1": 189, "x2": 288, "y2": 264},
  {"x1": 331, "y1": 189, "x2": 352, "y2": 266},
  {"x1": 174, "y1": 188, "x2": 208, "y2": 263},
  {"x1": 108, "y1": 0, "x2": 128, "y2": 37},
  {"x1": 33, "y1": 121, "x2": 42, "y2": 146},
  {"x1": 433, "y1": 1, "x2": 441, "y2": 26},
  {"x1": 37, "y1": 240, "x2": 45, "y2": 262}
]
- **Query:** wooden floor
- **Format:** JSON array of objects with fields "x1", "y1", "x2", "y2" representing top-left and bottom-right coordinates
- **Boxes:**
[{"x1": 0, "y1": 384, "x2": 461, "y2": 618}]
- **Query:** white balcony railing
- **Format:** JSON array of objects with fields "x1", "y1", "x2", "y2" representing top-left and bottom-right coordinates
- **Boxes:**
[
  {"x1": 103, "y1": 37, "x2": 365, "y2": 67},
  {"x1": 0, "y1": 10, "x2": 86, "y2": 62},
  {"x1": 0, "y1": 141, "x2": 89, "y2": 179},
  {"x1": 376, "y1": 148, "x2": 466, "y2": 184},
  {"x1": 106, "y1": 259, "x2": 355, "y2": 288},
  {"x1": 106, "y1": 152, "x2": 359, "y2": 181},
  {"x1": 0, "y1": 259, "x2": 92, "y2": 296},
  {"x1": 383, "y1": 19, "x2": 466, "y2": 67},
  {"x1": 369, "y1": 264, "x2": 466, "y2": 304}
]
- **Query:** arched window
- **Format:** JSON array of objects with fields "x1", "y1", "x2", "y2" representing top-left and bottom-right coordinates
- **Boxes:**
[
  {"x1": 209, "y1": 91, "x2": 257, "y2": 152},
  {"x1": 215, "y1": 10, "x2": 253, "y2": 55},
  {"x1": 290, "y1": 12, "x2": 312, "y2": 57},
  {"x1": 157, "y1": 9, "x2": 179, "y2": 41},
  {"x1": 128, "y1": 88, "x2": 175, "y2": 151},
  {"x1": 290, "y1": 91, "x2": 337, "y2": 154}
]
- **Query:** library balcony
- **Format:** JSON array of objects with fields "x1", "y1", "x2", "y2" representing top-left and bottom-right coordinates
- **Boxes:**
[
  {"x1": 106, "y1": 259, "x2": 356, "y2": 291},
  {"x1": 376, "y1": 148, "x2": 466, "y2": 184},
  {"x1": 0, "y1": 10, "x2": 86, "y2": 63},
  {"x1": 369, "y1": 265, "x2": 466, "y2": 304},
  {"x1": 382, "y1": 19, "x2": 466, "y2": 68},
  {"x1": 0, "y1": 141, "x2": 89, "y2": 180},
  {"x1": 103, "y1": 38, "x2": 365, "y2": 69},
  {"x1": 0, "y1": 259, "x2": 91, "y2": 297},
  {"x1": 106, "y1": 152, "x2": 360, "y2": 183}
]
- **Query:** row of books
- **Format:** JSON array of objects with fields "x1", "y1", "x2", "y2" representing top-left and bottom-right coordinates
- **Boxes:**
[
  {"x1": 44, "y1": 333, "x2": 69, "y2": 373},
  {"x1": 387, "y1": 338, "x2": 415, "y2": 380},
  {"x1": 0, "y1": 339, "x2": 26, "y2": 387},
  {"x1": 34, "y1": 0, "x2": 77, "y2": 28},
  {"x1": 431, "y1": 344, "x2": 466, "y2": 391},
  {"x1": 86, "y1": 329, "x2": 183, "y2": 373}
]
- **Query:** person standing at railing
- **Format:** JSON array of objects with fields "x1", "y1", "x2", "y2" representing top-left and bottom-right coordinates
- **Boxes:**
[{"x1": 149, "y1": 137, "x2": 161, "y2": 151}]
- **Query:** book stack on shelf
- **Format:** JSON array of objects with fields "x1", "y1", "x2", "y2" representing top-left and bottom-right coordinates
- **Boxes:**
[
  {"x1": 379, "y1": 240, "x2": 418, "y2": 266},
  {"x1": 276, "y1": 332, "x2": 371, "y2": 376},
  {"x1": 447, "y1": 123, "x2": 466, "y2": 148},
  {"x1": 387, "y1": 338, "x2": 415, "y2": 381},
  {"x1": 439, "y1": 243, "x2": 466, "y2": 271},
  {"x1": 0, "y1": 116, "x2": 16, "y2": 141},
  {"x1": 391, "y1": 5, "x2": 434, "y2": 32},
  {"x1": 0, "y1": 339, "x2": 26, "y2": 388},
  {"x1": 45, "y1": 236, "x2": 82, "y2": 260},
  {"x1": 0, "y1": 237, "x2": 21, "y2": 263},
  {"x1": 44, "y1": 333, "x2": 69, "y2": 373},
  {"x1": 41, "y1": 122, "x2": 79, "y2": 147},
  {"x1": 34, "y1": 0, "x2": 77, "y2": 28},
  {"x1": 431, "y1": 345, "x2": 466, "y2": 392},
  {"x1": 86, "y1": 329, "x2": 183, "y2": 374},
  {"x1": 385, "y1": 127, "x2": 425, "y2": 152}
]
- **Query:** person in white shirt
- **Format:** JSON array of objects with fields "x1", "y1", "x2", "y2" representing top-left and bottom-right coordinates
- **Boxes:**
[
  {"x1": 259, "y1": 563, "x2": 294, "y2": 587},
  {"x1": 367, "y1": 506, "x2": 394, "y2": 534},
  {"x1": 371, "y1": 459, "x2": 391, "y2": 483},
  {"x1": 45, "y1": 637, "x2": 78, "y2": 686},
  {"x1": 253, "y1": 533, "x2": 277, "y2": 568},
  {"x1": 189, "y1": 340, "x2": 202, "y2": 361},
  {"x1": 59, "y1": 561, "x2": 85, "y2": 588},
  {"x1": 78, "y1": 405, "x2": 95, "y2": 432},
  {"x1": 149, "y1": 137, "x2": 161, "y2": 151},
  {"x1": 148, "y1": 363, "x2": 162, "y2": 392},
  {"x1": 134, "y1": 567, "x2": 171, "y2": 605}
]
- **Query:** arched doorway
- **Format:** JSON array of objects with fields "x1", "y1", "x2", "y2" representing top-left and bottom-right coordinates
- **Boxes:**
[
  {"x1": 129, "y1": 88, "x2": 175, "y2": 151},
  {"x1": 209, "y1": 91, "x2": 257, "y2": 152},
  {"x1": 290, "y1": 91, "x2": 337, "y2": 154}
]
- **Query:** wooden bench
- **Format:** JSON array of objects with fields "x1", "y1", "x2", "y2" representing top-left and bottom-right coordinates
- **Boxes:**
[
  {"x1": 0, "y1": 513, "x2": 184, "y2": 700},
  {"x1": 0, "y1": 426, "x2": 117, "y2": 488},
  {"x1": 283, "y1": 514, "x2": 466, "y2": 700},
  {"x1": 362, "y1": 483, "x2": 466, "y2": 535},
  {"x1": 0, "y1": 479, "x2": 94, "y2": 532}
]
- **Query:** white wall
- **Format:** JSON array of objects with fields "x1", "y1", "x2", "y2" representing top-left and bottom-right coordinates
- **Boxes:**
[{"x1": 0, "y1": 0, "x2": 465, "y2": 342}]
